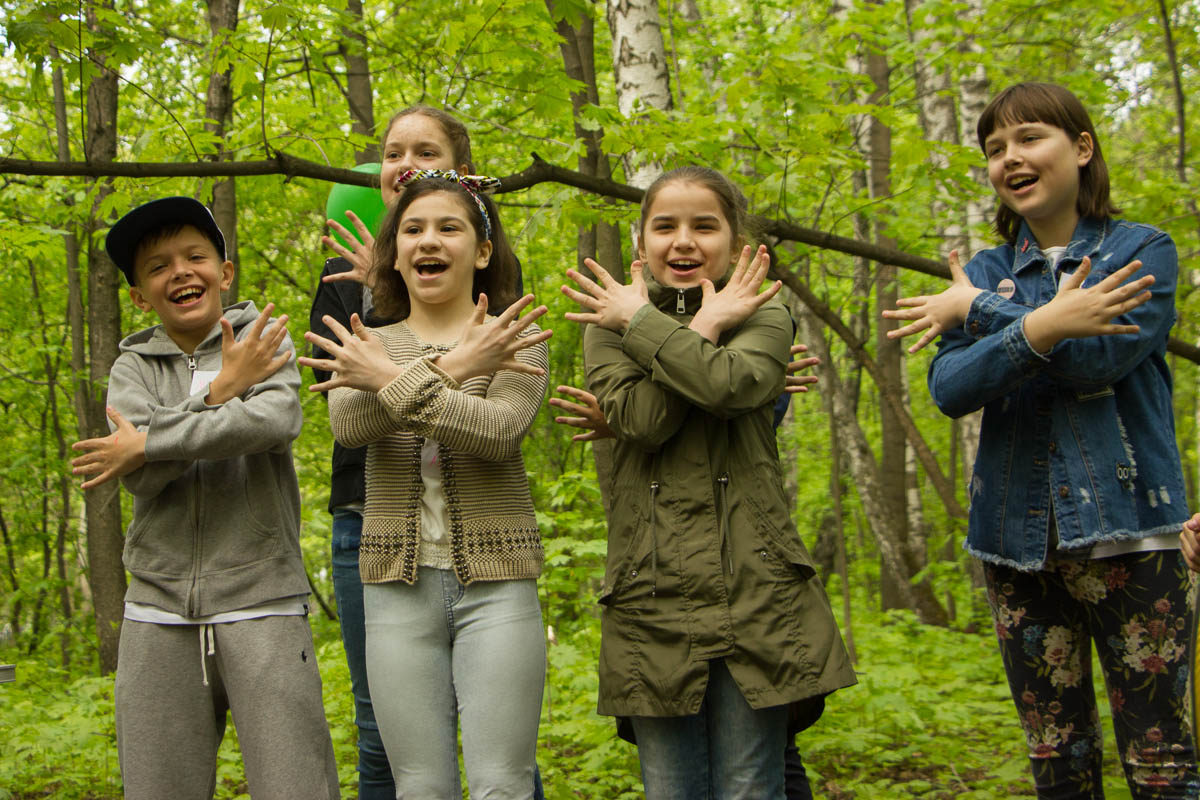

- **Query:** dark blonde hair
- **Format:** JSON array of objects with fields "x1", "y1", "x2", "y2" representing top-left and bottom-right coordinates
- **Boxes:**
[
  {"x1": 380, "y1": 105, "x2": 475, "y2": 173},
  {"x1": 371, "y1": 178, "x2": 517, "y2": 320},
  {"x1": 977, "y1": 82, "x2": 1119, "y2": 243},
  {"x1": 638, "y1": 166, "x2": 753, "y2": 246}
]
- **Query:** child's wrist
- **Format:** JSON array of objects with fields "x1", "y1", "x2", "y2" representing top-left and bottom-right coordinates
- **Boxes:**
[
  {"x1": 688, "y1": 312, "x2": 723, "y2": 344},
  {"x1": 1022, "y1": 307, "x2": 1060, "y2": 355},
  {"x1": 958, "y1": 288, "x2": 982, "y2": 319},
  {"x1": 433, "y1": 351, "x2": 471, "y2": 384}
]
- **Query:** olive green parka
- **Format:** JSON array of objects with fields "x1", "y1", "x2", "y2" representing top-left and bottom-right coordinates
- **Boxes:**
[{"x1": 584, "y1": 274, "x2": 856, "y2": 718}]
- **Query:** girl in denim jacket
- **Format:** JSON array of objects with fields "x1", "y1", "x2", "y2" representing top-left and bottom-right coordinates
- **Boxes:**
[{"x1": 885, "y1": 82, "x2": 1198, "y2": 798}]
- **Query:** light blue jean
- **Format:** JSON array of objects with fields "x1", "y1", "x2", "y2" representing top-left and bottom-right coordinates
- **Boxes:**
[
  {"x1": 365, "y1": 568, "x2": 546, "y2": 800},
  {"x1": 630, "y1": 658, "x2": 788, "y2": 800},
  {"x1": 331, "y1": 508, "x2": 394, "y2": 800}
]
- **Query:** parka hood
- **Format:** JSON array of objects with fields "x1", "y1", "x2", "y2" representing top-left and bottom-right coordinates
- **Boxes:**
[{"x1": 119, "y1": 300, "x2": 261, "y2": 356}]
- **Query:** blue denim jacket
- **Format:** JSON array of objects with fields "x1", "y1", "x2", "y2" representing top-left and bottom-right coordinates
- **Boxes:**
[{"x1": 929, "y1": 217, "x2": 1188, "y2": 570}]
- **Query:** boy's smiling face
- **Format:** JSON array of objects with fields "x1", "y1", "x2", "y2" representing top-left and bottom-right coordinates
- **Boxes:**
[{"x1": 128, "y1": 225, "x2": 234, "y2": 353}]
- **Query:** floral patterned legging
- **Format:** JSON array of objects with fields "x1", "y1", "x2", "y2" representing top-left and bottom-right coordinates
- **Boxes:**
[{"x1": 985, "y1": 551, "x2": 1199, "y2": 799}]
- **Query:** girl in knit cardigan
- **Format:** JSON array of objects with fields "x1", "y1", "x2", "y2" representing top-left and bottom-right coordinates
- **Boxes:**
[{"x1": 300, "y1": 172, "x2": 551, "y2": 799}]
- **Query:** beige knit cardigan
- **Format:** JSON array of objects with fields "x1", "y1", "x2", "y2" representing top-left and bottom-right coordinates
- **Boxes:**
[{"x1": 328, "y1": 319, "x2": 547, "y2": 585}]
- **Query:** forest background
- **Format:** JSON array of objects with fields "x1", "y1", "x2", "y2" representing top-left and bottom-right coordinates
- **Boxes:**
[{"x1": 1, "y1": 0, "x2": 1199, "y2": 797}]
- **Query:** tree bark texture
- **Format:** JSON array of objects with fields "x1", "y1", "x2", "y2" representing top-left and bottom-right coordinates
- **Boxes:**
[
  {"x1": 606, "y1": 0, "x2": 673, "y2": 188},
  {"x1": 801, "y1": 298, "x2": 949, "y2": 626},
  {"x1": 204, "y1": 0, "x2": 241, "y2": 304},
  {"x1": 338, "y1": 0, "x2": 377, "y2": 165},
  {"x1": 83, "y1": 0, "x2": 128, "y2": 675}
]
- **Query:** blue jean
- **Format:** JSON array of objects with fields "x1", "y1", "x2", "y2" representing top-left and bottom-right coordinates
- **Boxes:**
[
  {"x1": 365, "y1": 568, "x2": 546, "y2": 799},
  {"x1": 332, "y1": 508, "x2": 395, "y2": 800},
  {"x1": 630, "y1": 658, "x2": 788, "y2": 800}
]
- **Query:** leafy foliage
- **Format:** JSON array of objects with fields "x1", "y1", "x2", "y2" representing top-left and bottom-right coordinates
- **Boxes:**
[{"x1": 0, "y1": 0, "x2": 1196, "y2": 794}]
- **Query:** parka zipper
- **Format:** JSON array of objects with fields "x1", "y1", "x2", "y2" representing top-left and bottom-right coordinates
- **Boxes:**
[
  {"x1": 648, "y1": 481, "x2": 660, "y2": 597},
  {"x1": 186, "y1": 352, "x2": 200, "y2": 615},
  {"x1": 675, "y1": 289, "x2": 686, "y2": 314},
  {"x1": 717, "y1": 473, "x2": 732, "y2": 574}
]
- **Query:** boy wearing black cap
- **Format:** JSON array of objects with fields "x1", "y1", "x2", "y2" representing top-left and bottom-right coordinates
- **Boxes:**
[{"x1": 71, "y1": 197, "x2": 340, "y2": 800}]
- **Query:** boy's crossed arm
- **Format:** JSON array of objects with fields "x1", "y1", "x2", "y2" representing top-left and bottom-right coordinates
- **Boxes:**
[{"x1": 71, "y1": 304, "x2": 294, "y2": 490}]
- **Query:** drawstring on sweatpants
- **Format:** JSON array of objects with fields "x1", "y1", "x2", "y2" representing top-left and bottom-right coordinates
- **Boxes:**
[{"x1": 198, "y1": 623, "x2": 215, "y2": 686}]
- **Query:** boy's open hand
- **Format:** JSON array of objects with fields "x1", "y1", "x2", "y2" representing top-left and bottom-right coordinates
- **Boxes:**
[
  {"x1": 300, "y1": 313, "x2": 400, "y2": 393},
  {"x1": 436, "y1": 294, "x2": 553, "y2": 384},
  {"x1": 550, "y1": 385, "x2": 613, "y2": 442},
  {"x1": 1022, "y1": 256, "x2": 1154, "y2": 354},
  {"x1": 321, "y1": 210, "x2": 375, "y2": 287},
  {"x1": 785, "y1": 344, "x2": 821, "y2": 394},
  {"x1": 206, "y1": 303, "x2": 293, "y2": 405},
  {"x1": 1180, "y1": 513, "x2": 1200, "y2": 572},
  {"x1": 882, "y1": 249, "x2": 982, "y2": 353},
  {"x1": 562, "y1": 259, "x2": 650, "y2": 333},
  {"x1": 690, "y1": 245, "x2": 781, "y2": 343},
  {"x1": 70, "y1": 406, "x2": 147, "y2": 489}
]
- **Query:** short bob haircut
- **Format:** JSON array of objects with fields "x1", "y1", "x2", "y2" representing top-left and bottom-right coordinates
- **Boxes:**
[
  {"x1": 379, "y1": 105, "x2": 475, "y2": 174},
  {"x1": 370, "y1": 177, "x2": 518, "y2": 321},
  {"x1": 638, "y1": 166, "x2": 756, "y2": 250},
  {"x1": 977, "y1": 82, "x2": 1119, "y2": 244}
]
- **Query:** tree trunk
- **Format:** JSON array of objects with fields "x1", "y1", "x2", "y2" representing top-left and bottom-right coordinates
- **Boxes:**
[
  {"x1": 550, "y1": 0, "x2": 625, "y2": 509},
  {"x1": 338, "y1": 0, "x2": 377, "y2": 165},
  {"x1": 204, "y1": 0, "x2": 242, "y2": 304},
  {"x1": 956, "y1": 0, "x2": 991, "y2": 259},
  {"x1": 801, "y1": 298, "x2": 948, "y2": 626},
  {"x1": 605, "y1": 0, "x2": 673, "y2": 188},
  {"x1": 904, "y1": 0, "x2": 966, "y2": 257},
  {"x1": 53, "y1": 55, "x2": 85, "y2": 663},
  {"x1": 83, "y1": 0, "x2": 128, "y2": 675},
  {"x1": 864, "y1": 28, "x2": 920, "y2": 611}
]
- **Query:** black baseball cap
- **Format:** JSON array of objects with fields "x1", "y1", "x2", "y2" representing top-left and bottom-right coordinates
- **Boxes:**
[{"x1": 105, "y1": 197, "x2": 227, "y2": 285}]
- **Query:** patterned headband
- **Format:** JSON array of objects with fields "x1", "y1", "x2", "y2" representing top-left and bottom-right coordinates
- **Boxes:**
[{"x1": 397, "y1": 168, "x2": 501, "y2": 241}]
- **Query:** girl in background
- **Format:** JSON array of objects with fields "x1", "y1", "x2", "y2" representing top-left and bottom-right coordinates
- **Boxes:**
[
  {"x1": 562, "y1": 166, "x2": 855, "y2": 799},
  {"x1": 885, "y1": 82, "x2": 1198, "y2": 797}
]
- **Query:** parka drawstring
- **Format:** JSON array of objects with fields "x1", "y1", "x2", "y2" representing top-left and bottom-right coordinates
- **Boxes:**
[
  {"x1": 717, "y1": 473, "x2": 732, "y2": 574},
  {"x1": 648, "y1": 481, "x2": 660, "y2": 597}
]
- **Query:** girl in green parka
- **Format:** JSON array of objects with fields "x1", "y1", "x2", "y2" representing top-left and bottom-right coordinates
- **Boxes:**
[{"x1": 561, "y1": 167, "x2": 856, "y2": 800}]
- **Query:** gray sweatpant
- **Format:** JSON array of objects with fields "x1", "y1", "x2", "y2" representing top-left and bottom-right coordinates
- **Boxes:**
[{"x1": 115, "y1": 615, "x2": 340, "y2": 800}]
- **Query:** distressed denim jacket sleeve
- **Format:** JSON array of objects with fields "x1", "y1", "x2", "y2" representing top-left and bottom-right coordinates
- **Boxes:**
[{"x1": 929, "y1": 220, "x2": 1177, "y2": 418}]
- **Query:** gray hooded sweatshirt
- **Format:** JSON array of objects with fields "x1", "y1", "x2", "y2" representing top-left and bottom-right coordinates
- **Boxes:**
[{"x1": 108, "y1": 300, "x2": 310, "y2": 617}]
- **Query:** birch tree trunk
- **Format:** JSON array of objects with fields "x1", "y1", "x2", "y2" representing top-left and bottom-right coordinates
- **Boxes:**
[
  {"x1": 904, "y1": 0, "x2": 966, "y2": 258},
  {"x1": 83, "y1": 0, "x2": 128, "y2": 674},
  {"x1": 606, "y1": 0, "x2": 673, "y2": 189}
]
